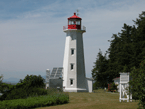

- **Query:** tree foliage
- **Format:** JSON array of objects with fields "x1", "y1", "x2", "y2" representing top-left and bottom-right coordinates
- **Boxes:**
[
  {"x1": 18, "y1": 74, "x2": 46, "y2": 89},
  {"x1": 0, "y1": 75, "x2": 10, "y2": 93},
  {"x1": 128, "y1": 57, "x2": 145, "y2": 108},
  {"x1": 0, "y1": 74, "x2": 46, "y2": 94},
  {"x1": 92, "y1": 49, "x2": 109, "y2": 89}
]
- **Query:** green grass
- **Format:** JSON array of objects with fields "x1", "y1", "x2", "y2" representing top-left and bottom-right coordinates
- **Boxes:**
[{"x1": 35, "y1": 89, "x2": 139, "y2": 109}]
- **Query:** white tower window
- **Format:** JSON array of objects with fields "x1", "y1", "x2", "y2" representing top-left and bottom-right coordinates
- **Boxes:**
[
  {"x1": 71, "y1": 49, "x2": 74, "y2": 55},
  {"x1": 71, "y1": 63, "x2": 74, "y2": 70},
  {"x1": 70, "y1": 79, "x2": 73, "y2": 85}
]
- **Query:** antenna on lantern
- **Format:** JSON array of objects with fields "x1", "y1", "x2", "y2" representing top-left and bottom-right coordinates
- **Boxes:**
[{"x1": 76, "y1": 9, "x2": 79, "y2": 16}]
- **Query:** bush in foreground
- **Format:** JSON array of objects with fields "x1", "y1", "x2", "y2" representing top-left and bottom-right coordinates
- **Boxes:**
[
  {"x1": 0, "y1": 74, "x2": 47, "y2": 101},
  {"x1": 0, "y1": 86, "x2": 48, "y2": 101},
  {"x1": 0, "y1": 92, "x2": 69, "y2": 109}
]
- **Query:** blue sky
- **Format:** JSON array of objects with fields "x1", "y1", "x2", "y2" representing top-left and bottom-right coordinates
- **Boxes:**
[{"x1": 0, "y1": 0, "x2": 145, "y2": 81}]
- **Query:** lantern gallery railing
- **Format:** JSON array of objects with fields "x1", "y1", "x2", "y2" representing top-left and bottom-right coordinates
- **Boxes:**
[
  {"x1": 63, "y1": 25, "x2": 68, "y2": 30},
  {"x1": 63, "y1": 25, "x2": 86, "y2": 31}
]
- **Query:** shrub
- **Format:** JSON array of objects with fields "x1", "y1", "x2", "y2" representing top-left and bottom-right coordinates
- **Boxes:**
[
  {"x1": 0, "y1": 74, "x2": 47, "y2": 100},
  {"x1": 0, "y1": 86, "x2": 26, "y2": 101},
  {"x1": 0, "y1": 92, "x2": 69, "y2": 109},
  {"x1": 108, "y1": 82, "x2": 118, "y2": 92},
  {"x1": 28, "y1": 87, "x2": 48, "y2": 97},
  {"x1": 0, "y1": 86, "x2": 48, "y2": 101},
  {"x1": 108, "y1": 83, "x2": 111, "y2": 91},
  {"x1": 110, "y1": 82, "x2": 118, "y2": 91}
]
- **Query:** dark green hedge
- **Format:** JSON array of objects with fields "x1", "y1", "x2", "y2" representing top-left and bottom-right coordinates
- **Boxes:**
[{"x1": 0, "y1": 86, "x2": 48, "y2": 101}]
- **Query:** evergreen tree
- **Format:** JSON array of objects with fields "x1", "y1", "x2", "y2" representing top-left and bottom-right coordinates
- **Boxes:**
[
  {"x1": 106, "y1": 23, "x2": 134, "y2": 76},
  {"x1": 129, "y1": 11, "x2": 145, "y2": 108},
  {"x1": 121, "y1": 64, "x2": 129, "y2": 72},
  {"x1": 105, "y1": 34, "x2": 123, "y2": 83},
  {"x1": 129, "y1": 57, "x2": 145, "y2": 108},
  {"x1": 105, "y1": 18, "x2": 143, "y2": 80},
  {"x1": 92, "y1": 49, "x2": 109, "y2": 89}
]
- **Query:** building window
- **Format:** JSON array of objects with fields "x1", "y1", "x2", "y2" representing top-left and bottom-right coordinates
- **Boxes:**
[
  {"x1": 71, "y1": 64, "x2": 73, "y2": 70},
  {"x1": 71, "y1": 49, "x2": 74, "y2": 55},
  {"x1": 70, "y1": 79, "x2": 73, "y2": 85}
]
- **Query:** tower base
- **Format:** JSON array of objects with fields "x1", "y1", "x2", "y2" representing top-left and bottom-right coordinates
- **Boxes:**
[{"x1": 63, "y1": 88, "x2": 88, "y2": 92}]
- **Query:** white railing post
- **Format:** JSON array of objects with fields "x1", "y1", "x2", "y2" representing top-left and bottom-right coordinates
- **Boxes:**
[
  {"x1": 119, "y1": 82, "x2": 121, "y2": 102},
  {"x1": 82, "y1": 26, "x2": 86, "y2": 31}
]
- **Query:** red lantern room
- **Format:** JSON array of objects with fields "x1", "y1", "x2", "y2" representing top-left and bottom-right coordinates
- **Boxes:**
[{"x1": 67, "y1": 12, "x2": 81, "y2": 29}]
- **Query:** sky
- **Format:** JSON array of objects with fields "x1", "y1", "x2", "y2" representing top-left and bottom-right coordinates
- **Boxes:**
[{"x1": 0, "y1": 0, "x2": 145, "y2": 82}]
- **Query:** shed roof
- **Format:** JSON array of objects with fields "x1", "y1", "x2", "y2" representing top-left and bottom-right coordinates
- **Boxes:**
[{"x1": 113, "y1": 77, "x2": 120, "y2": 80}]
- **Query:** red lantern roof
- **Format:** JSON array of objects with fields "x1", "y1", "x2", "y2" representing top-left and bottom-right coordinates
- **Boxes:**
[{"x1": 68, "y1": 12, "x2": 82, "y2": 20}]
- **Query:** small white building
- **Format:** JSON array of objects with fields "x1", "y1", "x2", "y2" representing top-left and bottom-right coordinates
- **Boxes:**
[
  {"x1": 113, "y1": 77, "x2": 120, "y2": 92},
  {"x1": 86, "y1": 77, "x2": 93, "y2": 93}
]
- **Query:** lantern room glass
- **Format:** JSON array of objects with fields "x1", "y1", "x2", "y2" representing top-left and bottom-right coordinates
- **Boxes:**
[
  {"x1": 76, "y1": 21, "x2": 80, "y2": 25},
  {"x1": 72, "y1": 20, "x2": 75, "y2": 25},
  {"x1": 68, "y1": 20, "x2": 80, "y2": 25},
  {"x1": 69, "y1": 20, "x2": 72, "y2": 25}
]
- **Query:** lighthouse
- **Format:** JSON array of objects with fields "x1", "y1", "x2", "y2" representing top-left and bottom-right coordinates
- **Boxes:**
[
  {"x1": 62, "y1": 12, "x2": 88, "y2": 92},
  {"x1": 45, "y1": 13, "x2": 93, "y2": 92}
]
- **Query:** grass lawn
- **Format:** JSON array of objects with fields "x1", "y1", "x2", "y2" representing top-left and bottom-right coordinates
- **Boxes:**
[{"x1": 35, "y1": 89, "x2": 139, "y2": 109}]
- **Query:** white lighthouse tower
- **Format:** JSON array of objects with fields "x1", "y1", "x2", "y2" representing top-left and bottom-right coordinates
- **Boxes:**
[{"x1": 62, "y1": 12, "x2": 87, "y2": 92}]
